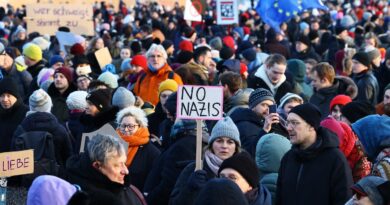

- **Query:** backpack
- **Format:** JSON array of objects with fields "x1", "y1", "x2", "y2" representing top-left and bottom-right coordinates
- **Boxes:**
[{"x1": 12, "y1": 129, "x2": 60, "y2": 187}]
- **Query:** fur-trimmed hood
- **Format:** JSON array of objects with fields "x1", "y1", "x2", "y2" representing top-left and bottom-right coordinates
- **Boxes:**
[{"x1": 335, "y1": 75, "x2": 358, "y2": 99}]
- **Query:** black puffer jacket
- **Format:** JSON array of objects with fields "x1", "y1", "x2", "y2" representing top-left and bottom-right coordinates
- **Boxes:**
[
  {"x1": 47, "y1": 82, "x2": 77, "y2": 123},
  {"x1": 276, "y1": 127, "x2": 353, "y2": 205}
]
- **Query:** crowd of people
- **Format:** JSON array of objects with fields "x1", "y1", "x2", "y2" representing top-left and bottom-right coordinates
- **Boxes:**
[{"x1": 0, "y1": 0, "x2": 390, "y2": 204}]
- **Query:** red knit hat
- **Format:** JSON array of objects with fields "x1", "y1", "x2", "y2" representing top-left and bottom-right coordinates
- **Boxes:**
[
  {"x1": 179, "y1": 40, "x2": 193, "y2": 52},
  {"x1": 70, "y1": 43, "x2": 85, "y2": 56},
  {"x1": 54, "y1": 66, "x2": 73, "y2": 83},
  {"x1": 329, "y1": 94, "x2": 352, "y2": 111},
  {"x1": 240, "y1": 63, "x2": 248, "y2": 75},
  {"x1": 223, "y1": 36, "x2": 235, "y2": 51},
  {"x1": 131, "y1": 55, "x2": 148, "y2": 70}
]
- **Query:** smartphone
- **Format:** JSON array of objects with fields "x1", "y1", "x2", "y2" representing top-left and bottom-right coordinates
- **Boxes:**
[{"x1": 269, "y1": 104, "x2": 277, "y2": 113}]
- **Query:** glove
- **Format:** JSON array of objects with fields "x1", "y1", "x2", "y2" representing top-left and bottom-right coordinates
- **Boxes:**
[{"x1": 188, "y1": 170, "x2": 208, "y2": 190}]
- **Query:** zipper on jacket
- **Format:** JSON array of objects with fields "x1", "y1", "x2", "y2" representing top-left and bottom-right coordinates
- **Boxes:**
[{"x1": 295, "y1": 164, "x2": 303, "y2": 193}]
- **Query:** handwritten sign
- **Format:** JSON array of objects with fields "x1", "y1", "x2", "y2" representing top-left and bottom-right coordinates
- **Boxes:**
[
  {"x1": 177, "y1": 85, "x2": 223, "y2": 120},
  {"x1": 216, "y1": 0, "x2": 238, "y2": 25},
  {"x1": 95, "y1": 47, "x2": 113, "y2": 69},
  {"x1": 26, "y1": 4, "x2": 94, "y2": 36},
  {"x1": 0, "y1": 150, "x2": 34, "y2": 177}
]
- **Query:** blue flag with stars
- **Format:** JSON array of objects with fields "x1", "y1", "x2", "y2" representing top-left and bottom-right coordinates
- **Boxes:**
[{"x1": 256, "y1": 0, "x2": 328, "y2": 32}]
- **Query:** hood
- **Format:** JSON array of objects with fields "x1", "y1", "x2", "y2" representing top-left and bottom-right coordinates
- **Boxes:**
[
  {"x1": 321, "y1": 117, "x2": 356, "y2": 157},
  {"x1": 230, "y1": 107, "x2": 262, "y2": 126},
  {"x1": 292, "y1": 127, "x2": 340, "y2": 162},
  {"x1": 256, "y1": 133, "x2": 291, "y2": 174},
  {"x1": 335, "y1": 76, "x2": 358, "y2": 99},
  {"x1": 254, "y1": 64, "x2": 286, "y2": 94},
  {"x1": 352, "y1": 115, "x2": 390, "y2": 161},
  {"x1": 226, "y1": 88, "x2": 253, "y2": 112},
  {"x1": 21, "y1": 111, "x2": 59, "y2": 131}
]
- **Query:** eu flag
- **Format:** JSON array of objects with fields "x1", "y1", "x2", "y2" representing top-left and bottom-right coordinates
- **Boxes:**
[{"x1": 256, "y1": 0, "x2": 328, "y2": 32}]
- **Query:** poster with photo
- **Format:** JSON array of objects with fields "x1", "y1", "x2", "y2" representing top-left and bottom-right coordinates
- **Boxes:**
[{"x1": 216, "y1": 0, "x2": 238, "y2": 25}]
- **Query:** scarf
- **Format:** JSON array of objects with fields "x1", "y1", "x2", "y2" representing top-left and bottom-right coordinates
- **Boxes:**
[
  {"x1": 204, "y1": 150, "x2": 223, "y2": 175},
  {"x1": 116, "y1": 127, "x2": 150, "y2": 167}
]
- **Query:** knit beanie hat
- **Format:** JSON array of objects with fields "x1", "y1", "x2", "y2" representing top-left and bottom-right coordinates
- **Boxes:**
[
  {"x1": 287, "y1": 59, "x2": 306, "y2": 82},
  {"x1": 179, "y1": 40, "x2": 193, "y2": 52},
  {"x1": 352, "y1": 52, "x2": 371, "y2": 68},
  {"x1": 162, "y1": 40, "x2": 173, "y2": 50},
  {"x1": 209, "y1": 37, "x2": 223, "y2": 51},
  {"x1": 158, "y1": 79, "x2": 178, "y2": 96},
  {"x1": 66, "y1": 91, "x2": 88, "y2": 110},
  {"x1": 289, "y1": 103, "x2": 321, "y2": 130},
  {"x1": 329, "y1": 94, "x2": 352, "y2": 111},
  {"x1": 279, "y1": 92, "x2": 303, "y2": 109},
  {"x1": 98, "y1": 72, "x2": 118, "y2": 89},
  {"x1": 341, "y1": 101, "x2": 375, "y2": 124},
  {"x1": 72, "y1": 55, "x2": 89, "y2": 68},
  {"x1": 297, "y1": 35, "x2": 311, "y2": 47},
  {"x1": 249, "y1": 88, "x2": 275, "y2": 109},
  {"x1": 241, "y1": 48, "x2": 257, "y2": 62},
  {"x1": 218, "y1": 152, "x2": 259, "y2": 188},
  {"x1": 86, "y1": 89, "x2": 112, "y2": 112},
  {"x1": 209, "y1": 117, "x2": 241, "y2": 147},
  {"x1": 176, "y1": 50, "x2": 193, "y2": 64},
  {"x1": 351, "y1": 176, "x2": 387, "y2": 205},
  {"x1": 130, "y1": 55, "x2": 148, "y2": 70},
  {"x1": 120, "y1": 58, "x2": 132, "y2": 72},
  {"x1": 70, "y1": 43, "x2": 85, "y2": 56},
  {"x1": 49, "y1": 55, "x2": 64, "y2": 67},
  {"x1": 222, "y1": 36, "x2": 235, "y2": 51},
  {"x1": 365, "y1": 46, "x2": 381, "y2": 62},
  {"x1": 54, "y1": 67, "x2": 73, "y2": 83},
  {"x1": 220, "y1": 46, "x2": 234, "y2": 60},
  {"x1": 23, "y1": 43, "x2": 42, "y2": 61},
  {"x1": 183, "y1": 26, "x2": 196, "y2": 38},
  {"x1": 112, "y1": 87, "x2": 136, "y2": 109},
  {"x1": 299, "y1": 22, "x2": 309, "y2": 31},
  {"x1": 29, "y1": 89, "x2": 53, "y2": 113},
  {"x1": 32, "y1": 36, "x2": 50, "y2": 51},
  {"x1": 0, "y1": 77, "x2": 20, "y2": 99}
]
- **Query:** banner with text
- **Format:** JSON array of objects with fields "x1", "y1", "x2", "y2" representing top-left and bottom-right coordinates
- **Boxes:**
[
  {"x1": 0, "y1": 150, "x2": 34, "y2": 177},
  {"x1": 177, "y1": 85, "x2": 223, "y2": 120},
  {"x1": 216, "y1": 0, "x2": 238, "y2": 25},
  {"x1": 26, "y1": 4, "x2": 94, "y2": 36}
]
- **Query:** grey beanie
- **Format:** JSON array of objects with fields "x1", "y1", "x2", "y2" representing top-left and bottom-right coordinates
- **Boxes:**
[
  {"x1": 66, "y1": 91, "x2": 88, "y2": 110},
  {"x1": 209, "y1": 37, "x2": 223, "y2": 51},
  {"x1": 351, "y1": 176, "x2": 387, "y2": 205},
  {"x1": 248, "y1": 88, "x2": 275, "y2": 109},
  {"x1": 112, "y1": 87, "x2": 136, "y2": 109},
  {"x1": 29, "y1": 89, "x2": 53, "y2": 113},
  {"x1": 209, "y1": 117, "x2": 240, "y2": 147},
  {"x1": 364, "y1": 46, "x2": 381, "y2": 62},
  {"x1": 279, "y1": 92, "x2": 303, "y2": 109}
]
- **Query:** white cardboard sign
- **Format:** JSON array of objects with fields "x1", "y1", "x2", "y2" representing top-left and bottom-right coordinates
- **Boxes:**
[{"x1": 216, "y1": 0, "x2": 239, "y2": 25}]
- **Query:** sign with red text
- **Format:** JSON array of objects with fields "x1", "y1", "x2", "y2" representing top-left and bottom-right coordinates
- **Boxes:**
[
  {"x1": 26, "y1": 4, "x2": 94, "y2": 36},
  {"x1": 177, "y1": 85, "x2": 223, "y2": 120},
  {"x1": 216, "y1": 0, "x2": 238, "y2": 25},
  {"x1": 0, "y1": 150, "x2": 34, "y2": 177}
]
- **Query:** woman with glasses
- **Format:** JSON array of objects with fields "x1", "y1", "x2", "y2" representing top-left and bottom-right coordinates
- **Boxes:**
[{"x1": 116, "y1": 106, "x2": 160, "y2": 191}]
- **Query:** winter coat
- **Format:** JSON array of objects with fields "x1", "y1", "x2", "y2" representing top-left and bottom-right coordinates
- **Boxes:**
[
  {"x1": 352, "y1": 70, "x2": 379, "y2": 105},
  {"x1": 246, "y1": 185, "x2": 273, "y2": 205},
  {"x1": 275, "y1": 127, "x2": 353, "y2": 205},
  {"x1": 255, "y1": 134, "x2": 291, "y2": 204},
  {"x1": 133, "y1": 63, "x2": 183, "y2": 106},
  {"x1": 12, "y1": 111, "x2": 73, "y2": 166},
  {"x1": 65, "y1": 111, "x2": 87, "y2": 154},
  {"x1": 2, "y1": 63, "x2": 33, "y2": 101},
  {"x1": 0, "y1": 100, "x2": 28, "y2": 152},
  {"x1": 247, "y1": 64, "x2": 293, "y2": 104},
  {"x1": 27, "y1": 59, "x2": 47, "y2": 97},
  {"x1": 309, "y1": 76, "x2": 358, "y2": 119},
  {"x1": 65, "y1": 153, "x2": 144, "y2": 205},
  {"x1": 374, "y1": 63, "x2": 390, "y2": 103},
  {"x1": 47, "y1": 82, "x2": 77, "y2": 123},
  {"x1": 143, "y1": 120, "x2": 208, "y2": 205},
  {"x1": 230, "y1": 108, "x2": 288, "y2": 158},
  {"x1": 147, "y1": 102, "x2": 167, "y2": 138},
  {"x1": 170, "y1": 161, "x2": 216, "y2": 205},
  {"x1": 291, "y1": 47, "x2": 321, "y2": 62}
]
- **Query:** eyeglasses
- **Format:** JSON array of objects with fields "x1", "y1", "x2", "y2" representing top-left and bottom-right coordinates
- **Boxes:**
[
  {"x1": 286, "y1": 120, "x2": 301, "y2": 128},
  {"x1": 119, "y1": 124, "x2": 139, "y2": 130}
]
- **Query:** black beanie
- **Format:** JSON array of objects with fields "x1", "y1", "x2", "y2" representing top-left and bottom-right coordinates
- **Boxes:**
[
  {"x1": 176, "y1": 51, "x2": 193, "y2": 64},
  {"x1": 218, "y1": 152, "x2": 259, "y2": 188},
  {"x1": 289, "y1": 103, "x2": 321, "y2": 130},
  {"x1": 220, "y1": 46, "x2": 234, "y2": 60},
  {"x1": 352, "y1": 52, "x2": 371, "y2": 68},
  {"x1": 0, "y1": 77, "x2": 20, "y2": 99},
  {"x1": 164, "y1": 92, "x2": 177, "y2": 116},
  {"x1": 86, "y1": 89, "x2": 112, "y2": 112},
  {"x1": 297, "y1": 35, "x2": 311, "y2": 47},
  {"x1": 162, "y1": 40, "x2": 173, "y2": 50},
  {"x1": 341, "y1": 101, "x2": 375, "y2": 124}
]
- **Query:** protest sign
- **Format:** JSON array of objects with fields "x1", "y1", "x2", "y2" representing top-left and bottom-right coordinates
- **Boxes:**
[
  {"x1": 216, "y1": 0, "x2": 239, "y2": 25},
  {"x1": 184, "y1": 0, "x2": 204, "y2": 22},
  {"x1": 177, "y1": 85, "x2": 223, "y2": 170},
  {"x1": 80, "y1": 123, "x2": 128, "y2": 153},
  {"x1": 0, "y1": 150, "x2": 34, "y2": 177},
  {"x1": 26, "y1": 4, "x2": 94, "y2": 36},
  {"x1": 95, "y1": 47, "x2": 113, "y2": 69},
  {"x1": 177, "y1": 85, "x2": 224, "y2": 120}
]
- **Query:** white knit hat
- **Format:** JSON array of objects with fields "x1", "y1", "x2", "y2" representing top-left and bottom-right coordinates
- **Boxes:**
[
  {"x1": 98, "y1": 72, "x2": 118, "y2": 89},
  {"x1": 66, "y1": 91, "x2": 88, "y2": 111},
  {"x1": 29, "y1": 89, "x2": 52, "y2": 113}
]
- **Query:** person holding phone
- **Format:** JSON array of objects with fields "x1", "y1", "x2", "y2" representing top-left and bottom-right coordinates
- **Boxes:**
[{"x1": 230, "y1": 88, "x2": 288, "y2": 158}]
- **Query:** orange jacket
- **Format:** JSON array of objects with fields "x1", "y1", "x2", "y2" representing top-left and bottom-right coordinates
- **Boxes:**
[{"x1": 133, "y1": 63, "x2": 183, "y2": 106}]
